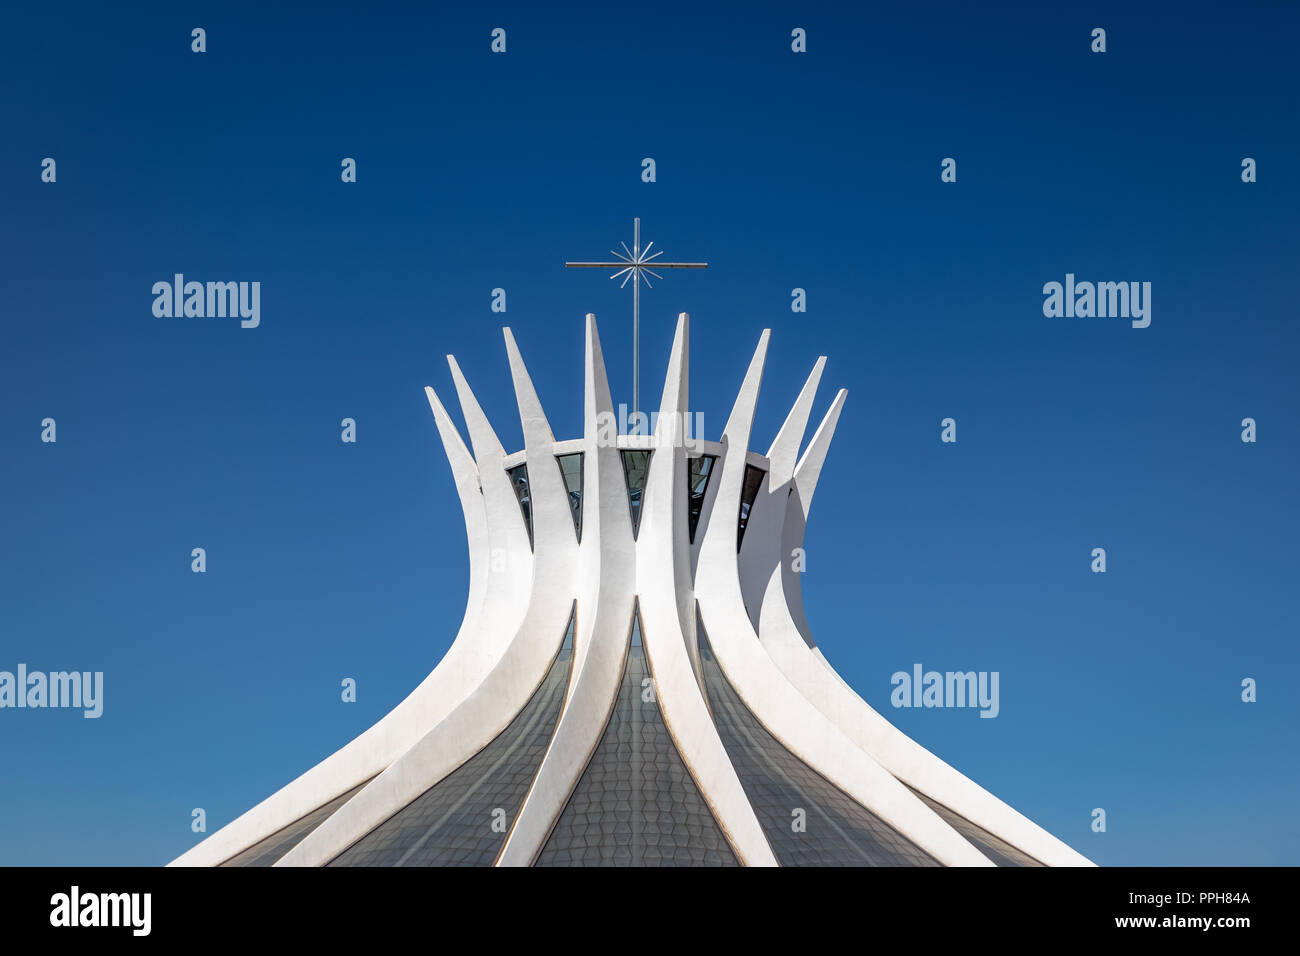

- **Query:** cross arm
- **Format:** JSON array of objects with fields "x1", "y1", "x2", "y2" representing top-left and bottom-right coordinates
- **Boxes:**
[{"x1": 564, "y1": 262, "x2": 708, "y2": 268}]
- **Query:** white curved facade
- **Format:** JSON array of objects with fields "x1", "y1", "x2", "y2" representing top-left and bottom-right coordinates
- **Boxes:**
[{"x1": 170, "y1": 313, "x2": 1094, "y2": 868}]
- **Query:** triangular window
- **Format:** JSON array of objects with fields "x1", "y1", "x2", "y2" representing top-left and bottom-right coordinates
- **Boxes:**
[
  {"x1": 630, "y1": 600, "x2": 643, "y2": 646},
  {"x1": 620, "y1": 450, "x2": 653, "y2": 538},
  {"x1": 686, "y1": 455, "x2": 717, "y2": 544},
  {"x1": 737, "y1": 465, "x2": 765, "y2": 551},
  {"x1": 506, "y1": 463, "x2": 533, "y2": 549},
  {"x1": 556, "y1": 453, "x2": 584, "y2": 542}
]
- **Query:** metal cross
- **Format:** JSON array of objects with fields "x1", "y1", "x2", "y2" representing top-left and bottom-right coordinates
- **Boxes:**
[{"x1": 566, "y1": 218, "x2": 707, "y2": 422}]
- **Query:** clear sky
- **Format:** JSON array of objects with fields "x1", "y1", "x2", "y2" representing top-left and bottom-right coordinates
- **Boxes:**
[{"x1": 1, "y1": 1, "x2": 1297, "y2": 866}]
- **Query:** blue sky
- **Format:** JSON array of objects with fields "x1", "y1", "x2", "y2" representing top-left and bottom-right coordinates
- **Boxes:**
[{"x1": 1, "y1": 1, "x2": 1296, "y2": 866}]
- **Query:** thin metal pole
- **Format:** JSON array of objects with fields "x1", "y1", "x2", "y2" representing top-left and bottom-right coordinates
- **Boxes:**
[
  {"x1": 564, "y1": 219, "x2": 707, "y2": 437},
  {"x1": 632, "y1": 217, "x2": 640, "y2": 428}
]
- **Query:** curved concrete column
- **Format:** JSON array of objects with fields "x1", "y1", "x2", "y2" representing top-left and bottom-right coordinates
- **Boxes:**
[
  {"x1": 278, "y1": 331, "x2": 580, "y2": 866},
  {"x1": 635, "y1": 314, "x2": 777, "y2": 866},
  {"x1": 758, "y1": 401, "x2": 1094, "y2": 867},
  {"x1": 694, "y1": 332, "x2": 993, "y2": 867},
  {"x1": 496, "y1": 314, "x2": 636, "y2": 866},
  {"x1": 736, "y1": 358, "x2": 825, "y2": 628},
  {"x1": 170, "y1": 379, "x2": 518, "y2": 867}
]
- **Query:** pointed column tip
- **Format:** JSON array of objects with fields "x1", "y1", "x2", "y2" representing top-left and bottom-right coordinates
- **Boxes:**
[
  {"x1": 585, "y1": 313, "x2": 604, "y2": 352},
  {"x1": 502, "y1": 326, "x2": 520, "y2": 354},
  {"x1": 503, "y1": 326, "x2": 555, "y2": 445},
  {"x1": 765, "y1": 355, "x2": 827, "y2": 478},
  {"x1": 583, "y1": 309, "x2": 614, "y2": 418},
  {"x1": 657, "y1": 309, "x2": 690, "y2": 416},
  {"x1": 444, "y1": 355, "x2": 469, "y2": 392},
  {"x1": 425, "y1": 383, "x2": 454, "y2": 427}
]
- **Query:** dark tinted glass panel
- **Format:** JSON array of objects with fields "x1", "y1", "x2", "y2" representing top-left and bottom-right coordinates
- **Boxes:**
[
  {"x1": 327, "y1": 613, "x2": 575, "y2": 866},
  {"x1": 556, "y1": 453, "x2": 583, "y2": 541},
  {"x1": 737, "y1": 465, "x2": 765, "y2": 550},
  {"x1": 907, "y1": 787, "x2": 1045, "y2": 867},
  {"x1": 219, "y1": 779, "x2": 372, "y2": 867},
  {"x1": 536, "y1": 610, "x2": 738, "y2": 866},
  {"x1": 686, "y1": 455, "x2": 716, "y2": 544},
  {"x1": 620, "y1": 450, "x2": 652, "y2": 538},
  {"x1": 506, "y1": 463, "x2": 533, "y2": 548},
  {"x1": 697, "y1": 619, "x2": 939, "y2": 866}
]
